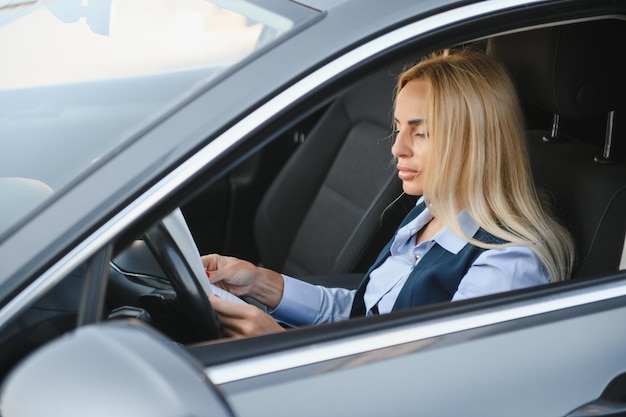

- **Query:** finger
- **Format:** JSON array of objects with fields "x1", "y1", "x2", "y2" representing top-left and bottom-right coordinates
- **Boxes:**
[
  {"x1": 201, "y1": 253, "x2": 220, "y2": 270},
  {"x1": 209, "y1": 295, "x2": 244, "y2": 318},
  {"x1": 201, "y1": 254, "x2": 229, "y2": 283},
  {"x1": 209, "y1": 296, "x2": 250, "y2": 337},
  {"x1": 207, "y1": 269, "x2": 230, "y2": 285}
]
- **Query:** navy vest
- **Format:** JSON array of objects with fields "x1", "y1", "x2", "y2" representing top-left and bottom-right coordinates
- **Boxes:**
[{"x1": 350, "y1": 202, "x2": 501, "y2": 317}]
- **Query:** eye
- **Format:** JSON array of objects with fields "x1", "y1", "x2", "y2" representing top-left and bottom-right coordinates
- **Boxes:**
[
  {"x1": 411, "y1": 123, "x2": 428, "y2": 139},
  {"x1": 414, "y1": 128, "x2": 428, "y2": 139}
]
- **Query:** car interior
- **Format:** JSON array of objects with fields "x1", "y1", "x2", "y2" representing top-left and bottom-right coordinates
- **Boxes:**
[
  {"x1": 182, "y1": 64, "x2": 413, "y2": 290},
  {"x1": 1, "y1": 15, "x2": 625, "y2": 380},
  {"x1": 181, "y1": 18, "x2": 626, "y2": 285},
  {"x1": 489, "y1": 20, "x2": 626, "y2": 278}
]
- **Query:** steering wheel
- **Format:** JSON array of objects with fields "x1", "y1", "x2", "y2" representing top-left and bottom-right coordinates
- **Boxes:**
[{"x1": 142, "y1": 210, "x2": 222, "y2": 342}]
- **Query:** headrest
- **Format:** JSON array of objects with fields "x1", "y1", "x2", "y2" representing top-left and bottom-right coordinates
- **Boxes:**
[
  {"x1": 0, "y1": 177, "x2": 53, "y2": 234},
  {"x1": 489, "y1": 20, "x2": 625, "y2": 118}
]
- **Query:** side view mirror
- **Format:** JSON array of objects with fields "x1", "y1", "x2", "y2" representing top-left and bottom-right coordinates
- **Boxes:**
[{"x1": 0, "y1": 320, "x2": 232, "y2": 417}]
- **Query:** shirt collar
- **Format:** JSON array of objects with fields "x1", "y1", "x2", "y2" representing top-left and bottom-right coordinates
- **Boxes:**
[{"x1": 392, "y1": 197, "x2": 480, "y2": 255}]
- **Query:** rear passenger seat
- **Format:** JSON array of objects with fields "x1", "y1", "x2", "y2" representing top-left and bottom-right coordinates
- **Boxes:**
[{"x1": 490, "y1": 19, "x2": 626, "y2": 278}]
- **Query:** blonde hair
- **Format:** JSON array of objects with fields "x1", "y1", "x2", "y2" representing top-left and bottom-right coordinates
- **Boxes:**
[{"x1": 397, "y1": 50, "x2": 575, "y2": 282}]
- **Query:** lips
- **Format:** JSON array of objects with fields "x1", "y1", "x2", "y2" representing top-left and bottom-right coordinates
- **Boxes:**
[{"x1": 396, "y1": 164, "x2": 419, "y2": 180}]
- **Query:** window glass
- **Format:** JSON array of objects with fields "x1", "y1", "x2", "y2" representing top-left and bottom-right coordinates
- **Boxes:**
[{"x1": 0, "y1": 0, "x2": 316, "y2": 235}]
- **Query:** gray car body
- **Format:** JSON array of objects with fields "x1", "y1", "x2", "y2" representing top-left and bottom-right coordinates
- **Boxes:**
[{"x1": 1, "y1": 0, "x2": 626, "y2": 416}]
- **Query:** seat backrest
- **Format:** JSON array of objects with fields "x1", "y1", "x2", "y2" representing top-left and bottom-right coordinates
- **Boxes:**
[
  {"x1": 0, "y1": 177, "x2": 53, "y2": 235},
  {"x1": 254, "y1": 66, "x2": 409, "y2": 278},
  {"x1": 490, "y1": 20, "x2": 626, "y2": 278}
]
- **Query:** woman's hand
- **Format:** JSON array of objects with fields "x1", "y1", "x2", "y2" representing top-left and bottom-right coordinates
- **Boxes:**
[
  {"x1": 201, "y1": 253, "x2": 284, "y2": 309},
  {"x1": 201, "y1": 254, "x2": 259, "y2": 298},
  {"x1": 209, "y1": 295, "x2": 285, "y2": 338}
]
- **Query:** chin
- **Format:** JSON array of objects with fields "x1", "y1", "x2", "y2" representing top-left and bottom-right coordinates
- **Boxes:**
[{"x1": 402, "y1": 183, "x2": 423, "y2": 197}]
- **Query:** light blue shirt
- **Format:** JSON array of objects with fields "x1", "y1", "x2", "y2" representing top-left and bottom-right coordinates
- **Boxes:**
[{"x1": 270, "y1": 199, "x2": 549, "y2": 327}]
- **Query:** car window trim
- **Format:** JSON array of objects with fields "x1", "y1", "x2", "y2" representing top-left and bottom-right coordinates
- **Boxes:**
[
  {"x1": 205, "y1": 275, "x2": 626, "y2": 384},
  {"x1": 77, "y1": 246, "x2": 112, "y2": 327}
]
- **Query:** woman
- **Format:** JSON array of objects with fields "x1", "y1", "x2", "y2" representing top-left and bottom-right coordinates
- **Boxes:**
[{"x1": 203, "y1": 50, "x2": 575, "y2": 338}]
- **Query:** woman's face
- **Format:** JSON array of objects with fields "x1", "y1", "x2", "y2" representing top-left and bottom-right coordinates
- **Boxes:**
[{"x1": 392, "y1": 79, "x2": 430, "y2": 196}]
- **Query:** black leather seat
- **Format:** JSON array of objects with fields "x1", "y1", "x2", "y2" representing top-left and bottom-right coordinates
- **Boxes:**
[
  {"x1": 253, "y1": 66, "x2": 412, "y2": 286},
  {"x1": 490, "y1": 20, "x2": 626, "y2": 278}
]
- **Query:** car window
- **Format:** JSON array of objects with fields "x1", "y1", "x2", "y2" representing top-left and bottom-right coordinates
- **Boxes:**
[
  {"x1": 0, "y1": 0, "x2": 318, "y2": 237},
  {"x1": 0, "y1": 261, "x2": 87, "y2": 380}
]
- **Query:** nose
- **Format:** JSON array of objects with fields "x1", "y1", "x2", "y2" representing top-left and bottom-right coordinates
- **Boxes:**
[{"x1": 391, "y1": 128, "x2": 411, "y2": 158}]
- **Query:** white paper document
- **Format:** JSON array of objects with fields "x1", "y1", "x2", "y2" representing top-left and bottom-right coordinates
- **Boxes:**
[{"x1": 163, "y1": 209, "x2": 247, "y2": 305}]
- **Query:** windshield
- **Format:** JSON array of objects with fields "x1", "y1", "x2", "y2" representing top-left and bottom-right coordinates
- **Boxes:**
[{"x1": 0, "y1": 0, "x2": 315, "y2": 236}]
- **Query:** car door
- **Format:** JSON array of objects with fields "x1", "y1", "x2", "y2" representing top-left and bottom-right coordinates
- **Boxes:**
[{"x1": 203, "y1": 278, "x2": 626, "y2": 416}]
